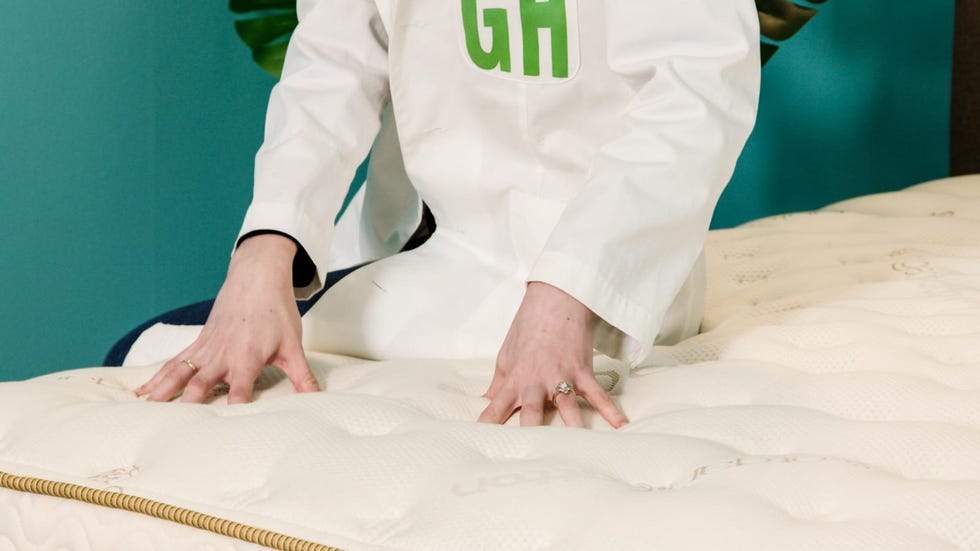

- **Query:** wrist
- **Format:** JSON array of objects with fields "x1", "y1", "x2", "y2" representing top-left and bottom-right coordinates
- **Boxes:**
[
  {"x1": 230, "y1": 234, "x2": 297, "y2": 284},
  {"x1": 525, "y1": 281, "x2": 597, "y2": 325},
  {"x1": 236, "y1": 232, "x2": 298, "y2": 257}
]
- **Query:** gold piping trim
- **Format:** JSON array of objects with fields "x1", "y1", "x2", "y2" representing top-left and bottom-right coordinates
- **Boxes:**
[{"x1": 0, "y1": 471, "x2": 342, "y2": 551}]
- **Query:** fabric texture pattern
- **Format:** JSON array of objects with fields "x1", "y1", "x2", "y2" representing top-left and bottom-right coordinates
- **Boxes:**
[{"x1": 2, "y1": 175, "x2": 978, "y2": 550}]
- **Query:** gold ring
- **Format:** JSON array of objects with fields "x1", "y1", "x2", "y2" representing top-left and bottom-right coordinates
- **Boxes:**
[
  {"x1": 181, "y1": 359, "x2": 199, "y2": 374},
  {"x1": 551, "y1": 380, "x2": 575, "y2": 408}
]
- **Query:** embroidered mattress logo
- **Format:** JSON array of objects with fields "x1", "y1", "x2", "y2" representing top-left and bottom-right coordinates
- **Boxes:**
[
  {"x1": 450, "y1": 455, "x2": 877, "y2": 497},
  {"x1": 460, "y1": 0, "x2": 580, "y2": 82}
]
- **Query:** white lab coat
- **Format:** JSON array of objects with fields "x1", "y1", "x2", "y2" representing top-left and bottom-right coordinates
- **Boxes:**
[{"x1": 237, "y1": 0, "x2": 761, "y2": 366}]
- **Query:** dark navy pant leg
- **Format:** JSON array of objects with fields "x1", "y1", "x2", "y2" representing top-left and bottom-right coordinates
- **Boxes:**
[{"x1": 102, "y1": 263, "x2": 366, "y2": 366}]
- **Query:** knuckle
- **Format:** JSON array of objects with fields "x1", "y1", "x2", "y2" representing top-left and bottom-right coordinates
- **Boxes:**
[
  {"x1": 148, "y1": 386, "x2": 173, "y2": 402},
  {"x1": 494, "y1": 355, "x2": 515, "y2": 373},
  {"x1": 578, "y1": 380, "x2": 605, "y2": 398},
  {"x1": 219, "y1": 356, "x2": 246, "y2": 375},
  {"x1": 521, "y1": 402, "x2": 544, "y2": 414},
  {"x1": 553, "y1": 396, "x2": 573, "y2": 409},
  {"x1": 184, "y1": 377, "x2": 209, "y2": 393},
  {"x1": 495, "y1": 400, "x2": 517, "y2": 416},
  {"x1": 588, "y1": 389, "x2": 612, "y2": 405},
  {"x1": 572, "y1": 371, "x2": 599, "y2": 386},
  {"x1": 241, "y1": 342, "x2": 261, "y2": 359},
  {"x1": 285, "y1": 338, "x2": 306, "y2": 355}
]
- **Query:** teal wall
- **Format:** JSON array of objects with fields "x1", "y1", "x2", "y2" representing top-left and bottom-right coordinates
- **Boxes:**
[
  {"x1": 0, "y1": 2, "x2": 275, "y2": 380},
  {"x1": 715, "y1": 2, "x2": 955, "y2": 227},
  {"x1": 0, "y1": 3, "x2": 955, "y2": 381}
]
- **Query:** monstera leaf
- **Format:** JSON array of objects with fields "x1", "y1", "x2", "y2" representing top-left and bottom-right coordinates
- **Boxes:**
[
  {"x1": 757, "y1": 0, "x2": 828, "y2": 65},
  {"x1": 230, "y1": 0, "x2": 297, "y2": 78},
  {"x1": 232, "y1": 0, "x2": 827, "y2": 77}
]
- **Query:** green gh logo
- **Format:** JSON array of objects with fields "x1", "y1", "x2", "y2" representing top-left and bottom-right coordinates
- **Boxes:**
[{"x1": 461, "y1": 0, "x2": 572, "y2": 79}]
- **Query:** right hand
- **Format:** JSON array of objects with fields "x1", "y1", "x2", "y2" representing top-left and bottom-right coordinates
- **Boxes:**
[{"x1": 134, "y1": 234, "x2": 321, "y2": 404}]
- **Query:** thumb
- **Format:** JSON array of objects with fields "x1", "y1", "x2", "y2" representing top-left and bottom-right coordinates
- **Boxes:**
[{"x1": 278, "y1": 342, "x2": 321, "y2": 393}]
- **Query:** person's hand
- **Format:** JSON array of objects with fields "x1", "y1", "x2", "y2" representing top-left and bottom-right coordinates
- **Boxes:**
[
  {"x1": 478, "y1": 282, "x2": 629, "y2": 429},
  {"x1": 134, "y1": 234, "x2": 320, "y2": 404}
]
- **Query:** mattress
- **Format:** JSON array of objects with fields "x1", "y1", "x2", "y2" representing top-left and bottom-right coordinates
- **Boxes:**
[{"x1": 2, "y1": 174, "x2": 979, "y2": 550}]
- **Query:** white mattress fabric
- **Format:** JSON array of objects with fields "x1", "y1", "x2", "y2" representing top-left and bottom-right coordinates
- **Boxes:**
[{"x1": 2, "y1": 175, "x2": 980, "y2": 551}]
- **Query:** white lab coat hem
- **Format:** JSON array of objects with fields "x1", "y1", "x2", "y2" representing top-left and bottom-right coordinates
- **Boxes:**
[{"x1": 527, "y1": 251, "x2": 655, "y2": 367}]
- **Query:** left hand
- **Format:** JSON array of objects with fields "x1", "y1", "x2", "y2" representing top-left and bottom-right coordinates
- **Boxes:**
[{"x1": 478, "y1": 282, "x2": 629, "y2": 429}]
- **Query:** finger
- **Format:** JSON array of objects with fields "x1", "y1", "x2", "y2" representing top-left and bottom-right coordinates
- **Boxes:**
[
  {"x1": 276, "y1": 343, "x2": 320, "y2": 393},
  {"x1": 553, "y1": 390, "x2": 584, "y2": 428},
  {"x1": 575, "y1": 376, "x2": 629, "y2": 429},
  {"x1": 179, "y1": 366, "x2": 227, "y2": 404},
  {"x1": 135, "y1": 358, "x2": 180, "y2": 396},
  {"x1": 482, "y1": 365, "x2": 506, "y2": 399},
  {"x1": 147, "y1": 358, "x2": 197, "y2": 402},
  {"x1": 136, "y1": 341, "x2": 200, "y2": 395},
  {"x1": 227, "y1": 371, "x2": 256, "y2": 405},
  {"x1": 134, "y1": 371, "x2": 163, "y2": 397},
  {"x1": 478, "y1": 391, "x2": 518, "y2": 425},
  {"x1": 519, "y1": 392, "x2": 546, "y2": 427},
  {"x1": 138, "y1": 357, "x2": 184, "y2": 397},
  {"x1": 481, "y1": 376, "x2": 500, "y2": 400}
]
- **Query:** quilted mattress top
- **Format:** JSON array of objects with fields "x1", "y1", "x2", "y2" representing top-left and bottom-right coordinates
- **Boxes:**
[{"x1": 2, "y1": 175, "x2": 980, "y2": 550}]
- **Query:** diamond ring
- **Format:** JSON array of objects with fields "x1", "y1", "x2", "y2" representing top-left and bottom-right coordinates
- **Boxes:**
[{"x1": 551, "y1": 380, "x2": 575, "y2": 407}]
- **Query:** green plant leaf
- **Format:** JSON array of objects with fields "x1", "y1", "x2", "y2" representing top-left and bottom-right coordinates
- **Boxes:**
[
  {"x1": 761, "y1": 42, "x2": 780, "y2": 66},
  {"x1": 230, "y1": 0, "x2": 295, "y2": 14},
  {"x1": 756, "y1": 0, "x2": 827, "y2": 66},
  {"x1": 252, "y1": 41, "x2": 290, "y2": 79},
  {"x1": 234, "y1": 13, "x2": 297, "y2": 49},
  {"x1": 229, "y1": 0, "x2": 296, "y2": 77},
  {"x1": 231, "y1": 1, "x2": 828, "y2": 76}
]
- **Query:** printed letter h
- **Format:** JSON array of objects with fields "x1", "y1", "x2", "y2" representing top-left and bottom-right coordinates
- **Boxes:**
[{"x1": 519, "y1": 0, "x2": 569, "y2": 78}]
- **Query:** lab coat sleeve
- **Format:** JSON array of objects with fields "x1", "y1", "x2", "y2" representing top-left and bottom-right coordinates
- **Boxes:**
[
  {"x1": 235, "y1": 0, "x2": 390, "y2": 298},
  {"x1": 526, "y1": 0, "x2": 761, "y2": 366}
]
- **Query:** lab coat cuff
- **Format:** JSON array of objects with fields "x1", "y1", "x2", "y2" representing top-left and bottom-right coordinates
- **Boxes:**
[
  {"x1": 527, "y1": 251, "x2": 654, "y2": 367},
  {"x1": 236, "y1": 202, "x2": 333, "y2": 300}
]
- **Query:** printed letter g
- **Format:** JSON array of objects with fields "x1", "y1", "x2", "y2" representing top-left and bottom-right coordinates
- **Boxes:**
[{"x1": 461, "y1": 0, "x2": 512, "y2": 73}]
